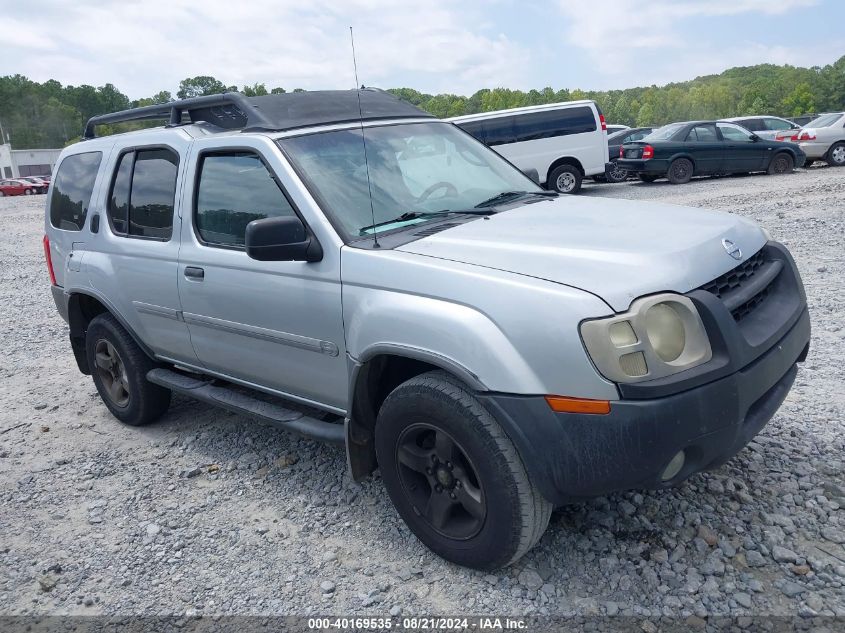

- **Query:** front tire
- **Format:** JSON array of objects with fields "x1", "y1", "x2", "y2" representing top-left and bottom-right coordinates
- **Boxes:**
[
  {"x1": 375, "y1": 371, "x2": 552, "y2": 570},
  {"x1": 85, "y1": 313, "x2": 171, "y2": 426},
  {"x1": 25, "y1": 189, "x2": 34, "y2": 195},
  {"x1": 827, "y1": 142, "x2": 845, "y2": 167},
  {"x1": 667, "y1": 158, "x2": 693, "y2": 184},
  {"x1": 548, "y1": 164, "x2": 582, "y2": 194},
  {"x1": 768, "y1": 152, "x2": 794, "y2": 175}
]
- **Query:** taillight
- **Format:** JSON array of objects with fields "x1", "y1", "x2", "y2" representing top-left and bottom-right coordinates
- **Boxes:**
[
  {"x1": 599, "y1": 114, "x2": 607, "y2": 132},
  {"x1": 642, "y1": 145, "x2": 654, "y2": 160},
  {"x1": 43, "y1": 235, "x2": 57, "y2": 286},
  {"x1": 798, "y1": 131, "x2": 816, "y2": 141}
]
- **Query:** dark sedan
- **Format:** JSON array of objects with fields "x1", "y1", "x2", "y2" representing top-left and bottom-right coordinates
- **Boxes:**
[{"x1": 617, "y1": 121, "x2": 805, "y2": 184}]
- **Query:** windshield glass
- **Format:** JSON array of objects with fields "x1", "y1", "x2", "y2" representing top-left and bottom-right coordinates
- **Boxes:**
[
  {"x1": 279, "y1": 121, "x2": 541, "y2": 239},
  {"x1": 643, "y1": 123, "x2": 685, "y2": 141},
  {"x1": 806, "y1": 113, "x2": 843, "y2": 128}
]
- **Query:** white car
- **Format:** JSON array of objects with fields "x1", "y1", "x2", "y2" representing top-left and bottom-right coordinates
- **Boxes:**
[
  {"x1": 793, "y1": 112, "x2": 845, "y2": 166},
  {"x1": 720, "y1": 115, "x2": 799, "y2": 142},
  {"x1": 448, "y1": 101, "x2": 610, "y2": 194}
]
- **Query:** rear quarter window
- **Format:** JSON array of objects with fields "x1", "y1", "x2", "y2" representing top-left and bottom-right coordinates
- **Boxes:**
[
  {"x1": 511, "y1": 107, "x2": 597, "y2": 142},
  {"x1": 49, "y1": 152, "x2": 102, "y2": 231}
]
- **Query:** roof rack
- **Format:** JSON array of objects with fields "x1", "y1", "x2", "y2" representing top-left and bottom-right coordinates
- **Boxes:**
[
  {"x1": 82, "y1": 89, "x2": 433, "y2": 140},
  {"x1": 83, "y1": 92, "x2": 271, "y2": 139}
]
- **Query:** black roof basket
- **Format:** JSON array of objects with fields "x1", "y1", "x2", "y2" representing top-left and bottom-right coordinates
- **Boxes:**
[{"x1": 82, "y1": 89, "x2": 433, "y2": 140}]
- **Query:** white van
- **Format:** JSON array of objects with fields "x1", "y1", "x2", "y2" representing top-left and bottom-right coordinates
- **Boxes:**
[{"x1": 448, "y1": 101, "x2": 610, "y2": 194}]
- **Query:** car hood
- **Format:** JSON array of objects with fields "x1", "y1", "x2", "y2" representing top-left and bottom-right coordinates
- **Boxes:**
[{"x1": 396, "y1": 196, "x2": 766, "y2": 311}]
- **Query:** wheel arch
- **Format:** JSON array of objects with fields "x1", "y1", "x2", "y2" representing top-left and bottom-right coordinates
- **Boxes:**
[
  {"x1": 67, "y1": 290, "x2": 155, "y2": 374},
  {"x1": 345, "y1": 346, "x2": 487, "y2": 481},
  {"x1": 546, "y1": 156, "x2": 585, "y2": 185},
  {"x1": 668, "y1": 153, "x2": 696, "y2": 170}
]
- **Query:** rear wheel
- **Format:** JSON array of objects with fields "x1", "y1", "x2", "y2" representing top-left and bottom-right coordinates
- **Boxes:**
[
  {"x1": 768, "y1": 152, "x2": 794, "y2": 175},
  {"x1": 85, "y1": 313, "x2": 171, "y2": 426},
  {"x1": 375, "y1": 371, "x2": 552, "y2": 570},
  {"x1": 827, "y1": 142, "x2": 845, "y2": 167},
  {"x1": 24, "y1": 188, "x2": 34, "y2": 195},
  {"x1": 638, "y1": 174, "x2": 659, "y2": 183},
  {"x1": 0, "y1": 191, "x2": 5, "y2": 197},
  {"x1": 667, "y1": 158, "x2": 693, "y2": 184},
  {"x1": 548, "y1": 164, "x2": 582, "y2": 194},
  {"x1": 605, "y1": 159, "x2": 629, "y2": 183}
]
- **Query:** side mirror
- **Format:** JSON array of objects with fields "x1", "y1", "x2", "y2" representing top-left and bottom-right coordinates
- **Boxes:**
[
  {"x1": 749, "y1": 134, "x2": 760, "y2": 142},
  {"x1": 523, "y1": 168, "x2": 540, "y2": 185},
  {"x1": 245, "y1": 216, "x2": 322, "y2": 262}
]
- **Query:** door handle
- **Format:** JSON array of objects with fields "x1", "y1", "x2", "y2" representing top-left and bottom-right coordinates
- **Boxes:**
[{"x1": 184, "y1": 266, "x2": 205, "y2": 280}]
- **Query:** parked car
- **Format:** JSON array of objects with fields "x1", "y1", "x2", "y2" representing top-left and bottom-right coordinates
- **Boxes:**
[
  {"x1": 448, "y1": 100, "x2": 610, "y2": 194},
  {"x1": 720, "y1": 115, "x2": 800, "y2": 141},
  {"x1": 45, "y1": 91, "x2": 809, "y2": 570},
  {"x1": 0, "y1": 179, "x2": 39, "y2": 196},
  {"x1": 17, "y1": 176, "x2": 49, "y2": 193},
  {"x1": 606, "y1": 124, "x2": 630, "y2": 135},
  {"x1": 599, "y1": 127, "x2": 653, "y2": 182},
  {"x1": 617, "y1": 121, "x2": 805, "y2": 184},
  {"x1": 789, "y1": 114, "x2": 818, "y2": 127},
  {"x1": 791, "y1": 112, "x2": 845, "y2": 167}
]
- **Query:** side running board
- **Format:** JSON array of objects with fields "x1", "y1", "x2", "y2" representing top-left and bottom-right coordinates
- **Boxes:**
[{"x1": 146, "y1": 368, "x2": 345, "y2": 444}]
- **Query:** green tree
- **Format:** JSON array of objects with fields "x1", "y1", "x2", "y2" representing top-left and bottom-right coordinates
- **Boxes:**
[{"x1": 176, "y1": 76, "x2": 234, "y2": 99}]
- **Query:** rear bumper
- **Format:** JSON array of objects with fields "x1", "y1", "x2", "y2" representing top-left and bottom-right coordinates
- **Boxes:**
[
  {"x1": 480, "y1": 309, "x2": 809, "y2": 504},
  {"x1": 616, "y1": 158, "x2": 669, "y2": 175},
  {"x1": 798, "y1": 141, "x2": 830, "y2": 159}
]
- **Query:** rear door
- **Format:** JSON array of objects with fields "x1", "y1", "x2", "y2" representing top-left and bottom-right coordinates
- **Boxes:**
[
  {"x1": 685, "y1": 124, "x2": 723, "y2": 174},
  {"x1": 716, "y1": 122, "x2": 767, "y2": 172}
]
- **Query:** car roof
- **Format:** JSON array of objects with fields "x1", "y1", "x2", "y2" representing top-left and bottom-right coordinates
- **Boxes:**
[
  {"x1": 721, "y1": 115, "x2": 790, "y2": 121},
  {"x1": 447, "y1": 100, "x2": 596, "y2": 123}
]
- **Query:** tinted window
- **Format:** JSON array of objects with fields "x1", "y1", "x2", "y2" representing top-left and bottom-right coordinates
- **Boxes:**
[
  {"x1": 687, "y1": 125, "x2": 718, "y2": 142},
  {"x1": 196, "y1": 153, "x2": 296, "y2": 247},
  {"x1": 511, "y1": 107, "x2": 597, "y2": 142},
  {"x1": 717, "y1": 123, "x2": 754, "y2": 142},
  {"x1": 107, "y1": 148, "x2": 178, "y2": 239},
  {"x1": 734, "y1": 118, "x2": 763, "y2": 132},
  {"x1": 764, "y1": 118, "x2": 794, "y2": 131},
  {"x1": 49, "y1": 152, "x2": 102, "y2": 231},
  {"x1": 108, "y1": 152, "x2": 132, "y2": 234},
  {"x1": 130, "y1": 150, "x2": 178, "y2": 238}
]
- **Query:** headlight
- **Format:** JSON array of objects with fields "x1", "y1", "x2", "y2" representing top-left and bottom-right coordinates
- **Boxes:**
[{"x1": 580, "y1": 294, "x2": 712, "y2": 383}]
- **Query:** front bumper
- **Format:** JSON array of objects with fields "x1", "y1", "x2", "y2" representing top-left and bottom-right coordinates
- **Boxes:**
[{"x1": 479, "y1": 241, "x2": 810, "y2": 505}]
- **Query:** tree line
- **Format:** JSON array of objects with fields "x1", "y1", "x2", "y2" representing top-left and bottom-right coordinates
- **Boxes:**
[{"x1": 1, "y1": 57, "x2": 843, "y2": 149}]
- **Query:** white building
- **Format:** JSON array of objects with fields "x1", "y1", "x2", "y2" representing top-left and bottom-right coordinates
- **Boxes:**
[{"x1": 0, "y1": 144, "x2": 62, "y2": 179}]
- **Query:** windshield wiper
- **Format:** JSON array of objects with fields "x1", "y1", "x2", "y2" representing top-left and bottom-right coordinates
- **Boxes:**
[
  {"x1": 474, "y1": 190, "x2": 558, "y2": 208},
  {"x1": 359, "y1": 209, "x2": 496, "y2": 235}
]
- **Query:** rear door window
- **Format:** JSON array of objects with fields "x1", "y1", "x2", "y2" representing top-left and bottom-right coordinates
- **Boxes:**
[
  {"x1": 49, "y1": 152, "x2": 102, "y2": 231},
  {"x1": 687, "y1": 125, "x2": 718, "y2": 142},
  {"x1": 195, "y1": 152, "x2": 297, "y2": 247},
  {"x1": 107, "y1": 148, "x2": 178, "y2": 240},
  {"x1": 737, "y1": 119, "x2": 765, "y2": 132},
  {"x1": 764, "y1": 118, "x2": 794, "y2": 131}
]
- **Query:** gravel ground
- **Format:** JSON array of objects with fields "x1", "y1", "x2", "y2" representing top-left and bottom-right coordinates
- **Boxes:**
[{"x1": 1, "y1": 166, "x2": 844, "y2": 621}]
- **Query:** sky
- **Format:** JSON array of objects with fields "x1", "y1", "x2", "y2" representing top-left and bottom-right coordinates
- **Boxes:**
[{"x1": 2, "y1": 0, "x2": 844, "y2": 99}]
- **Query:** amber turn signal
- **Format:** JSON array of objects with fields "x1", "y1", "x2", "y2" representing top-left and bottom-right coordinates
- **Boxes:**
[{"x1": 544, "y1": 395, "x2": 611, "y2": 415}]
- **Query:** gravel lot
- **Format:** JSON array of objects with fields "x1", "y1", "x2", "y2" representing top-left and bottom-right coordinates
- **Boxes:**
[{"x1": 1, "y1": 166, "x2": 844, "y2": 622}]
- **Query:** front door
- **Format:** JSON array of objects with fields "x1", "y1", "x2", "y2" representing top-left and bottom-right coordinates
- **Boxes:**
[
  {"x1": 684, "y1": 124, "x2": 723, "y2": 174},
  {"x1": 717, "y1": 122, "x2": 767, "y2": 172},
  {"x1": 177, "y1": 135, "x2": 348, "y2": 412}
]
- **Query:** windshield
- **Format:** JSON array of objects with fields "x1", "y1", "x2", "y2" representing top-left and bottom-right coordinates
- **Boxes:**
[
  {"x1": 279, "y1": 121, "x2": 541, "y2": 239},
  {"x1": 643, "y1": 123, "x2": 686, "y2": 141},
  {"x1": 805, "y1": 113, "x2": 843, "y2": 128}
]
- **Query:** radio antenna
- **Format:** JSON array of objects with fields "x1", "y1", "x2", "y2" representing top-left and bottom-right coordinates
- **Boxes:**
[{"x1": 350, "y1": 26, "x2": 380, "y2": 248}]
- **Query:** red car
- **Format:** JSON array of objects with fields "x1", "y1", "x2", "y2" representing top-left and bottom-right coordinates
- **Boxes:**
[{"x1": 0, "y1": 179, "x2": 40, "y2": 196}]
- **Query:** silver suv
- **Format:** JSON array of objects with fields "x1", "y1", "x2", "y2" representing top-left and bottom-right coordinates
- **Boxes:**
[{"x1": 44, "y1": 90, "x2": 810, "y2": 570}]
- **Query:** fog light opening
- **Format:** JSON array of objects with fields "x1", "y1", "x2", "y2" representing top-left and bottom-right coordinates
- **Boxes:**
[{"x1": 661, "y1": 450, "x2": 686, "y2": 482}]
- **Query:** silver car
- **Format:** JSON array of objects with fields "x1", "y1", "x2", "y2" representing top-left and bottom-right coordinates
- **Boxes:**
[
  {"x1": 44, "y1": 90, "x2": 810, "y2": 570},
  {"x1": 793, "y1": 112, "x2": 845, "y2": 166},
  {"x1": 720, "y1": 115, "x2": 800, "y2": 141}
]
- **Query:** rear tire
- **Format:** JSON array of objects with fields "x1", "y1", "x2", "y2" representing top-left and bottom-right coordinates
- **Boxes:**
[
  {"x1": 25, "y1": 189, "x2": 34, "y2": 195},
  {"x1": 827, "y1": 142, "x2": 845, "y2": 167},
  {"x1": 605, "y1": 159, "x2": 629, "y2": 183},
  {"x1": 638, "y1": 174, "x2": 659, "y2": 183},
  {"x1": 85, "y1": 313, "x2": 171, "y2": 426},
  {"x1": 375, "y1": 371, "x2": 552, "y2": 570},
  {"x1": 667, "y1": 158, "x2": 693, "y2": 184},
  {"x1": 548, "y1": 164, "x2": 582, "y2": 194},
  {"x1": 767, "y1": 152, "x2": 794, "y2": 175}
]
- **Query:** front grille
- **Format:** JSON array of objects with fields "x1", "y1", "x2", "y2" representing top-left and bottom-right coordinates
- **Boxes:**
[
  {"x1": 699, "y1": 248, "x2": 775, "y2": 321},
  {"x1": 700, "y1": 249, "x2": 766, "y2": 298}
]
